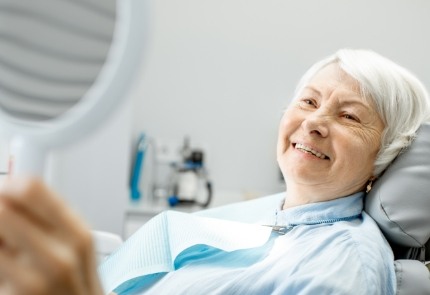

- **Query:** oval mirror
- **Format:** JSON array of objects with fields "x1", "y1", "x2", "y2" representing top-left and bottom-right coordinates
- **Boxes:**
[{"x1": 0, "y1": 0, "x2": 147, "y2": 175}]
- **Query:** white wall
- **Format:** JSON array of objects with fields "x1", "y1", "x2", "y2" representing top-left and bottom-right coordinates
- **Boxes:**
[
  {"x1": 47, "y1": 100, "x2": 132, "y2": 235},
  {"x1": 131, "y1": 0, "x2": 430, "y2": 200}
]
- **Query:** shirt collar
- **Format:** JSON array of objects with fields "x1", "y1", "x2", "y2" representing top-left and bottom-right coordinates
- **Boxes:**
[{"x1": 275, "y1": 192, "x2": 364, "y2": 227}]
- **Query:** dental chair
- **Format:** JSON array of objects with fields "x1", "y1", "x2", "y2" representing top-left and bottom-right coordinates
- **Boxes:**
[
  {"x1": 192, "y1": 122, "x2": 430, "y2": 294},
  {"x1": 93, "y1": 231, "x2": 123, "y2": 265},
  {"x1": 365, "y1": 122, "x2": 430, "y2": 294}
]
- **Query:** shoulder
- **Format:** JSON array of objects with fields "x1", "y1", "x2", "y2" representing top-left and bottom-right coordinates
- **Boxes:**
[
  {"x1": 344, "y1": 212, "x2": 394, "y2": 266},
  {"x1": 273, "y1": 217, "x2": 395, "y2": 295},
  {"x1": 326, "y1": 213, "x2": 396, "y2": 294}
]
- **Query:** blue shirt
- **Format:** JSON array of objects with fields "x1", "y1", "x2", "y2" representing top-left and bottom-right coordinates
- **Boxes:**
[{"x1": 101, "y1": 192, "x2": 396, "y2": 294}]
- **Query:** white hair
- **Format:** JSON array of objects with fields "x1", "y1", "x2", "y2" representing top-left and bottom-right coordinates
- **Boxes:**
[{"x1": 293, "y1": 49, "x2": 430, "y2": 176}]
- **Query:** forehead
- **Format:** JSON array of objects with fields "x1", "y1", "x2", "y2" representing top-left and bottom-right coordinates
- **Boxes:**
[{"x1": 306, "y1": 63, "x2": 362, "y2": 97}]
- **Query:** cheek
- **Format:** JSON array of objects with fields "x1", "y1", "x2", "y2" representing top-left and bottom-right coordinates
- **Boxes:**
[
  {"x1": 337, "y1": 135, "x2": 380, "y2": 174},
  {"x1": 354, "y1": 128, "x2": 382, "y2": 150},
  {"x1": 277, "y1": 113, "x2": 294, "y2": 150},
  {"x1": 354, "y1": 128, "x2": 383, "y2": 165},
  {"x1": 279, "y1": 108, "x2": 300, "y2": 133}
]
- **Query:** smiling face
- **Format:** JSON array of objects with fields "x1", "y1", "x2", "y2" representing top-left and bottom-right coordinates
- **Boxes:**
[{"x1": 277, "y1": 63, "x2": 385, "y2": 207}]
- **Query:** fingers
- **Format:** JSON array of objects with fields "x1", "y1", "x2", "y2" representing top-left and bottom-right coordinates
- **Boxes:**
[
  {"x1": 0, "y1": 176, "x2": 96, "y2": 266},
  {"x1": 0, "y1": 249, "x2": 48, "y2": 295},
  {"x1": 0, "y1": 202, "x2": 69, "y2": 272},
  {"x1": 0, "y1": 249, "x2": 87, "y2": 295},
  {"x1": 0, "y1": 177, "x2": 103, "y2": 295},
  {"x1": 0, "y1": 177, "x2": 89, "y2": 241},
  {"x1": 0, "y1": 177, "x2": 96, "y2": 271}
]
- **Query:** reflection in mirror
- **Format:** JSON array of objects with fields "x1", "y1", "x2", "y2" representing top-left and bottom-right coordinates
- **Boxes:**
[{"x1": 0, "y1": 0, "x2": 116, "y2": 123}]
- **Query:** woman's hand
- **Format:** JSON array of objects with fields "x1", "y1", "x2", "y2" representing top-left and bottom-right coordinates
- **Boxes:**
[{"x1": 0, "y1": 177, "x2": 104, "y2": 295}]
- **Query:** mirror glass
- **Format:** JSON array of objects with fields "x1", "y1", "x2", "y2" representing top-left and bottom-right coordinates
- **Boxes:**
[{"x1": 0, "y1": 0, "x2": 116, "y2": 123}]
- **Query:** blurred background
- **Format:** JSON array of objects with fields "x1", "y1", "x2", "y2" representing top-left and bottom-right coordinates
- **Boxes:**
[{"x1": 2, "y1": 0, "x2": 428, "y2": 237}]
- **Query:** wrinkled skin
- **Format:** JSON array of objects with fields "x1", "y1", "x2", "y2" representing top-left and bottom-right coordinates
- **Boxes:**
[
  {"x1": 277, "y1": 64, "x2": 385, "y2": 209},
  {"x1": 0, "y1": 177, "x2": 103, "y2": 295}
]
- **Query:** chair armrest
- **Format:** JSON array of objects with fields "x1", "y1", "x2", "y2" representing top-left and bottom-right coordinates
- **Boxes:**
[
  {"x1": 92, "y1": 231, "x2": 123, "y2": 264},
  {"x1": 395, "y1": 259, "x2": 430, "y2": 295}
]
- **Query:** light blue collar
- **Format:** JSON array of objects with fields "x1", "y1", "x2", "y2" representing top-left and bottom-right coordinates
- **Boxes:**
[{"x1": 275, "y1": 192, "x2": 364, "y2": 227}]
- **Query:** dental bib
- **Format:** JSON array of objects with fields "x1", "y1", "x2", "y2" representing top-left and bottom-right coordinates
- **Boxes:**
[{"x1": 98, "y1": 210, "x2": 275, "y2": 294}]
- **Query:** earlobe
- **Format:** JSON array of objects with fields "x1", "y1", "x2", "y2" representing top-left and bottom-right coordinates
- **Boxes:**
[{"x1": 366, "y1": 176, "x2": 377, "y2": 193}]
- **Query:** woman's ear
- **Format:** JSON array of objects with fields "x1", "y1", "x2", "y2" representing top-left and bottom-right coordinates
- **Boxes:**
[{"x1": 366, "y1": 176, "x2": 377, "y2": 193}]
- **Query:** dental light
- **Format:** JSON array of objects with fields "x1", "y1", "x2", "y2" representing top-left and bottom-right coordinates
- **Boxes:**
[{"x1": 0, "y1": 0, "x2": 147, "y2": 176}]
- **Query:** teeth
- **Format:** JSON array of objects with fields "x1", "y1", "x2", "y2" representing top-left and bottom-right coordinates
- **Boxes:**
[{"x1": 295, "y1": 143, "x2": 327, "y2": 159}]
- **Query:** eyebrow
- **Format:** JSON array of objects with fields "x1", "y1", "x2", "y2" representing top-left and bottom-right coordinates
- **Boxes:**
[
  {"x1": 341, "y1": 100, "x2": 369, "y2": 108},
  {"x1": 303, "y1": 86, "x2": 322, "y2": 97},
  {"x1": 303, "y1": 86, "x2": 371, "y2": 111}
]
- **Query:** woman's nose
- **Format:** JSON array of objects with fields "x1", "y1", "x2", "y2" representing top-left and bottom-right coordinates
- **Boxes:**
[{"x1": 301, "y1": 111, "x2": 329, "y2": 138}]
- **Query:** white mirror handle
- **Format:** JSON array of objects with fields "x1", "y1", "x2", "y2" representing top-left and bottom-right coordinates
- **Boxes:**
[{"x1": 10, "y1": 137, "x2": 46, "y2": 177}]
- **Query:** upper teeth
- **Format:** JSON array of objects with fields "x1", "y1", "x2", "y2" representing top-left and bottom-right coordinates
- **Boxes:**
[{"x1": 295, "y1": 143, "x2": 327, "y2": 159}]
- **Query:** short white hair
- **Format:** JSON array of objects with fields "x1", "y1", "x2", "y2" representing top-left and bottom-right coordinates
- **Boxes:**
[{"x1": 293, "y1": 49, "x2": 430, "y2": 176}]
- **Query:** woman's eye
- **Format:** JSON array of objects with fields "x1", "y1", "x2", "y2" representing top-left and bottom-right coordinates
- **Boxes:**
[
  {"x1": 342, "y1": 114, "x2": 359, "y2": 122},
  {"x1": 300, "y1": 98, "x2": 316, "y2": 107}
]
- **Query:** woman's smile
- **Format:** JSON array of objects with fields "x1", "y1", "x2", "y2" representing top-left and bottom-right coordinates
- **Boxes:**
[{"x1": 293, "y1": 143, "x2": 329, "y2": 160}]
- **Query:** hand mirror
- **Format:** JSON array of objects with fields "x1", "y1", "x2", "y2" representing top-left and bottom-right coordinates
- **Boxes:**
[{"x1": 0, "y1": 0, "x2": 147, "y2": 175}]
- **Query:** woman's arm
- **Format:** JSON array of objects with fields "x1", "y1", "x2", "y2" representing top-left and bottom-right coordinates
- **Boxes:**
[{"x1": 0, "y1": 177, "x2": 103, "y2": 295}]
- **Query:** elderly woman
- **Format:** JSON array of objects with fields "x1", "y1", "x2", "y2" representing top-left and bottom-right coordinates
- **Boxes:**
[{"x1": 0, "y1": 48, "x2": 429, "y2": 295}]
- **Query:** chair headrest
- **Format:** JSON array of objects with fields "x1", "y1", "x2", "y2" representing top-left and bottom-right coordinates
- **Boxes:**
[{"x1": 365, "y1": 123, "x2": 430, "y2": 248}]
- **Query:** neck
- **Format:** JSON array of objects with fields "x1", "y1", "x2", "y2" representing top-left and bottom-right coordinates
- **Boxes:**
[
  {"x1": 282, "y1": 182, "x2": 363, "y2": 210},
  {"x1": 282, "y1": 189, "x2": 320, "y2": 210}
]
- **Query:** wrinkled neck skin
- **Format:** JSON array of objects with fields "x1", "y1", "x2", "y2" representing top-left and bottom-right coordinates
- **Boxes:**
[{"x1": 281, "y1": 181, "x2": 366, "y2": 210}]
